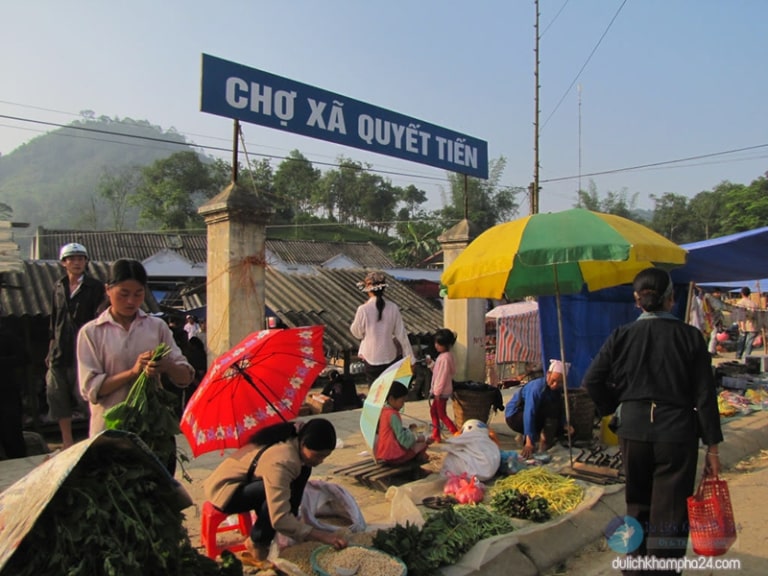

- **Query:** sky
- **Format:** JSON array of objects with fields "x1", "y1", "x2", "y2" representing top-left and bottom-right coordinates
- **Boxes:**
[{"x1": 1, "y1": 0, "x2": 767, "y2": 217}]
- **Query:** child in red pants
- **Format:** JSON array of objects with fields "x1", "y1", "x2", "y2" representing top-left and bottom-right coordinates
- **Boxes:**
[{"x1": 427, "y1": 328, "x2": 459, "y2": 442}]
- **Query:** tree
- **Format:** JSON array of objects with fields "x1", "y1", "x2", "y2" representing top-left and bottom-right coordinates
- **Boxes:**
[
  {"x1": 719, "y1": 176, "x2": 768, "y2": 235},
  {"x1": 688, "y1": 186, "x2": 727, "y2": 240},
  {"x1": 360, "y1": 177, "x2": 398, "y2": 234},
  {"x1": 575, "y1": 180, "x2": 639, "y2": 219},
  {"x1": 390, "y1": 217, "x2": 441, "y2": 267},
  {"x1": 440, "y1": 156, "x2": 521, "y2": 232},
  {"x1": 131, "y1": 151, "x2": 217, "y2": 230},
  {"x1": 97, "y1": 165, "x2": 142, "y2": 230},
  {"x1": 273, "y1": 150, "x2": 320, "y2": 220},
  {"x1": 399, "y1": 184, "x2": 428, "y2": 218},
  {"x1": 649, "y1": 192, "x2": 694, "y2": 242}
]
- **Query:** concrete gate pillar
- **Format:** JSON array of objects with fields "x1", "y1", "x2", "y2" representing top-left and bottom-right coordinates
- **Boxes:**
[
  {"x1": 198, "y1": 181, "x2": 272, "y2": 359},
  {"x1": 438, "y1": 219, "x2": 486, "y2": 383}
]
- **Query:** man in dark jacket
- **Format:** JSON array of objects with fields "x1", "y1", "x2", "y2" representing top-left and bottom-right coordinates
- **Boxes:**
[{"x1": 46, "y1": 243, "x2": 105, "y2": 448}]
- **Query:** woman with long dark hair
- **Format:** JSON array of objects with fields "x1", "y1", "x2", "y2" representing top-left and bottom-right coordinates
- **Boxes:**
[
  {"x1": 350, "y1": 271, "x2": 411, "y2": 385},
  {"x1": 77, "y1": 259, "x2": 194, "y2": 437},
  {"x1": 204, "y1": 418, "x2": 347, "y2": 560}
]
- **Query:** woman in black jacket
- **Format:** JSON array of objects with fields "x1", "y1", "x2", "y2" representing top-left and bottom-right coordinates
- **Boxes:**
[{"x1": 583, "y1": 268, "x2": 722, "y2": 572}]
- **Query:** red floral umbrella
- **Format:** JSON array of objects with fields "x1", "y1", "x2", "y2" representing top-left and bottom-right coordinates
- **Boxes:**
[{"x1": 181, "y1": 326, "x2": 326, "y2": 457}]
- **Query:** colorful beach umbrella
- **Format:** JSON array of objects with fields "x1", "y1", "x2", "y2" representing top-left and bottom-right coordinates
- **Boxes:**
[
  {"x1": 441, "y1": 209, "x2": 687, "y2": 464},
  {"x1": 442, "y1": 208, "x2": 687, "y2": 300}
]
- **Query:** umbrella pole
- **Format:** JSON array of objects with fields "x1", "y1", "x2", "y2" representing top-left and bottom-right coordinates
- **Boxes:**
[
  {"x1": 235, "y1": 364, "x2": 290, "y2": 423},
  {"x1": 553, "y1": 267, "x2": 574, "y2": 467}
]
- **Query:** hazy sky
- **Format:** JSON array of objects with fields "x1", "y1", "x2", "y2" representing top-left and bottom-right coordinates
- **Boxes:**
[{"x1": 2, "y1": 0, "x2": 766, "y2": 215}]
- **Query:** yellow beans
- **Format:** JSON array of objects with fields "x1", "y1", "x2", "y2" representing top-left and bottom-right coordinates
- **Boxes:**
[{"x1": 490, "y1": 468, "x2": 584, "y2": 515}]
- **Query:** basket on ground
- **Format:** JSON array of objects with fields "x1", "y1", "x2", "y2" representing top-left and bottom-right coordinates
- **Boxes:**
[
  {"x1": 452, "y1": 387, "x2": 498, "y2": 428},
  {"x1": 567, "y1": 388, "x2": 595, "y2": 443},
  {"x1": 687, "y1": 475, "x2": 737, "y2": 556}
]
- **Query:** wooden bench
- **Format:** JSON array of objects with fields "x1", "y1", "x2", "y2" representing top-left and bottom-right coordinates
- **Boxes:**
[{"x1": 331, "y1": 458, "x2": 424, "y2": 491}]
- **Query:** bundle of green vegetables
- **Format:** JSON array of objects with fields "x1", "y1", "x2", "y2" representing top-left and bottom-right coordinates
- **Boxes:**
[
  {"x1": 372, "y1": 505, "x2": 515, "y2": 576},
  {"x1": 1, "y1": 449, "x2": 241, "y2": 576},
  {"x1": 103, "y1": 343, "x2": 187, "y2": 475}
]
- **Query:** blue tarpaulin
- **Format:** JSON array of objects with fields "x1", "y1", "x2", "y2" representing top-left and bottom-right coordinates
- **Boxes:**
[{"x1": 538, "y1": 227, "x2": 768, "y2": 387}]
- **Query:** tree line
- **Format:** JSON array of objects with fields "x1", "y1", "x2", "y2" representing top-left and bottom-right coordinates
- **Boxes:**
[
  {"x1": 576, "y1": 173, "x2": 768, "y2": 244},
  {"x1": 96, "y1": 150, "x2": 522, "y2": 266},
  {"x1": 26, "y1": 133, "x2": 765, "y2": 265}
]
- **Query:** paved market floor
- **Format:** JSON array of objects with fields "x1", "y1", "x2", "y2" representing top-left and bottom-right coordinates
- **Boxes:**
[{"x1": 4, "y1": 355, "x2": 768, "y2": 575}]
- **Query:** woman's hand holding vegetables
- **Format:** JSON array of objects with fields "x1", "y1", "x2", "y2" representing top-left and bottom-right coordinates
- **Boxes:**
[{"x1": 132, "y1": 351, "x2": 154, "y2": 378}]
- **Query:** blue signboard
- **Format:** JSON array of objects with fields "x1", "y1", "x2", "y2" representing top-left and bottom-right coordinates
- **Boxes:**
[{"x1": 200, "y1": 54, "x2": 488, "y2": 179}]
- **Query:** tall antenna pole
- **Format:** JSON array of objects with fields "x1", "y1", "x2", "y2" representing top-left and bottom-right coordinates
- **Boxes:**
[
  {"x1": 578, "y1": 84, "x2": 582, "y2": 202},
  {"x1": 532, "y1": 0, "x2": 541, "y2": 214}
]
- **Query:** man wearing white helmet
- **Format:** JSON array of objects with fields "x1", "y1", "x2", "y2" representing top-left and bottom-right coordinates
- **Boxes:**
[{"x1": 46, "y1": 242, "x2": 105, "y2": 448}]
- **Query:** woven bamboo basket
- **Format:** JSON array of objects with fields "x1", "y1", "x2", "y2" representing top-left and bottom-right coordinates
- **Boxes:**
[
  {"x1": 567, "y1": 389, "x2": 596, "y2": 442},
  {"x1": 452, "y1": 388, "x2": 498, "y2": 428}
]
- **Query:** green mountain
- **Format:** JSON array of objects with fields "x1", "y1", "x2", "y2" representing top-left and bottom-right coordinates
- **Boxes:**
[{"x1": 0, "y1": 116, "x2": 196, "y2": 233}]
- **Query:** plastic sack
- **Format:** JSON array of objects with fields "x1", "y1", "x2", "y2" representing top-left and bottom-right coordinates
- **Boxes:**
[
  {"x1": 388, "y1": 486, "x2": 425, "y2": 527},
  {"x1": 301, "y1": 480, "x2": 366, "y2": 533},
  {"x1": 438, "y1": 425, "x2": 501, "y2": 481},
  {"x1": 455, "y1": 476, "x2": 486, "y2": 504}
]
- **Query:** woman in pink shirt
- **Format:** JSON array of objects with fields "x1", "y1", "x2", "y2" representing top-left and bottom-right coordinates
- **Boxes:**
[
  {"x1": 426, "y1": 328, "x2": 459, "y2": 443},
  {"x1": 77, "y1": 260, "x2": 194, "y2": 440}
]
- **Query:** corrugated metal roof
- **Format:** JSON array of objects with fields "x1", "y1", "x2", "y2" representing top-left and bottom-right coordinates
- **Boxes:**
[
  {"x1": 266, "y1": 240, "x2": 394, "y2": 268},
  {"x1": 182, "y1": 268, "x2": 443, "y2": 355},
  {"x1": 33, "y1": 229, "x2": 394, "y2": 269},
  {"x1": 33, "y1": 229, "x2": 208, "y2": 264},
  {"x1": 0, "y1": 260, "x2": 160, "y2": 318}
]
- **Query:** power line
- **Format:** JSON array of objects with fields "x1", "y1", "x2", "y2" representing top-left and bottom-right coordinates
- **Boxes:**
[
  {"x1": 0, "y1": 113, "x2": 450, "y2": 184},
  {"x1": 541, "y1": 0, "x2": 628, "y2": 131},
  {"x1": 540, "y1": 143, "x2": 768, "y2": 183},
  {"x1": 540, "y1": 0, "x2": 571, "y2": 38}
]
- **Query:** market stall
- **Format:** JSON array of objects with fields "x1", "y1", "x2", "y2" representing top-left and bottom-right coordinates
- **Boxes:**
[{"x1": 485, "y1": 301, "x2": 541, "y2": 385}]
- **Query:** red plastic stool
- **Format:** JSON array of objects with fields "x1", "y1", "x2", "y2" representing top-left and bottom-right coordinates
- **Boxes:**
[{"x1": 200, "y1": 501, "x2": 253, "y2": 559}]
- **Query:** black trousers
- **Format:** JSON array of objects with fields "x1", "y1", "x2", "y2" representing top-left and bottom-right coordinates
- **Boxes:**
[
  {"x1": 220, "y1": 465, "x2": 312, "y2": 545},
  {"x1": 620, "y1": 437, "x2": 698, "y2": 576}
]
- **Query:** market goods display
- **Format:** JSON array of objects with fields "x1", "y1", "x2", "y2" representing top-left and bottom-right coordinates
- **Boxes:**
[
  {"x1": 489, "y1": 467, "x2": 584, "y2": 515},
  {"x1": 372, "y1": 505, "x2": 514, "y2": 576},
  {"x1": 489, "y1": 488, "x2": 551, "y2": 522},
  {"x1": 312, "y1": 545, "x2": 406, "y2": 576},
  {"x1": 103, "y1": 343, "x2": 189, "y2": 475},
  {"x1": 0, "y1": 433, "x2": 237, "y2": 576}
]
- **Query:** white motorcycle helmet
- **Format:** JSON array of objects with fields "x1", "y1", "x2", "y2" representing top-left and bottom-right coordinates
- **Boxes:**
[{"x1": 59, "y1": 242, "x2": 88, "y2": 261}]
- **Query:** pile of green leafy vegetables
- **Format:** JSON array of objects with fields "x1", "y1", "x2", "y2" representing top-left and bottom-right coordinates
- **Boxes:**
[
  {"x1": 103, "y1": 343, "x2": 188, "y2": 477},
  {"x1": 1, "y1": 448, "x2": 240, "y2": 576},
  {"x1": 372, "y1": 505, "x2": 515, "y2": 576}
]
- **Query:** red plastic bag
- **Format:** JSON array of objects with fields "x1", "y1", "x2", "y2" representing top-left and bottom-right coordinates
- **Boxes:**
[{"x1": 687, "y1": 475, "x2": 737, "y2": 556}]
